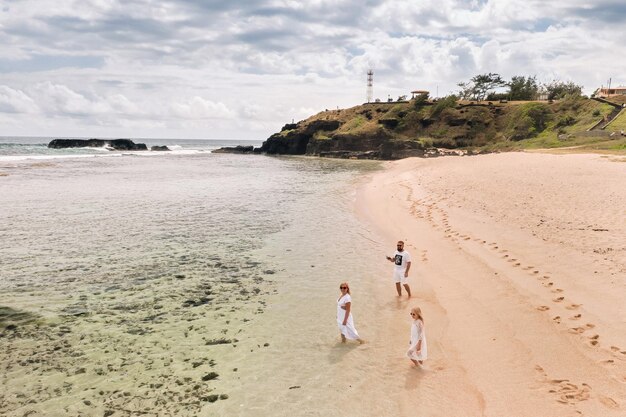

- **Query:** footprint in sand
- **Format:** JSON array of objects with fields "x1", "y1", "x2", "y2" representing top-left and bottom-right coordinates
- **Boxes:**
[
  {"x1": 553, "y1": 296, "x2": 564, "y2": 302},
  {"x1": 538, "y1": 275, "x2": 549, "y2": 280},
  {"x1": 569, "y1": 314, "x2": 582, "y2": 320},
  {"x1": 532, "y1": 270, "x2": 539, "y2": 274},
  {"x1": 537, "y1": 306, "x2": 550, "y2": 311},
  {"x1": 598, "y1": 396, "x2": 619, "y2": 409},
  {"x1": 551, "y1": 288, "x2": 564, "y2": 293},
  {"x1": 544, "y1": 282, "x2": 554, "y2": 287},
  {"x1": 569, "y1": 327, "x2": 586, "y2": 334},
  {"x1": 552, "y1": 316, "x2": 561, "y2": 323},
  {"x1": 610, "y1": 346, "x2": 620, "y2": 352},
  {"x1": 548, "y1": 380, "x2": 591, "y2": 405},
  {"x1": 585, "y1": 323, "x2": 595, "y2": 329},
  {"x1": 503, "y1": 254, "x2": 509, "y2": 258},
  {"x1": 514, "y1": 262, "x2": 521, "y2": 267},
  {"x1": 566, "y1": 304, "x2": 581, "y2": 310}
]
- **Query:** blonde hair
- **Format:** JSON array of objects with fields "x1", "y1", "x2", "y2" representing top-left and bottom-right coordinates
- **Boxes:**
[
  {"x1": 410, "y1": 306, "x2": 424, "y2": 322},
  {"x1": 339, "y1": 282, "x2": 351, "y2": 294}
]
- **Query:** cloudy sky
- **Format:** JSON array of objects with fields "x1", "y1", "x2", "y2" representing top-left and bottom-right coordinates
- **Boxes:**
[{"x1": 1, "y1": 0, "x2": 625, "y2": 140}]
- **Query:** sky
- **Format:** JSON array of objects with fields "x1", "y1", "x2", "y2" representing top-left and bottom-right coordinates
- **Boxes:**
[{"x1": 1, "y1": 0, "x2": 625, "y2": 140}]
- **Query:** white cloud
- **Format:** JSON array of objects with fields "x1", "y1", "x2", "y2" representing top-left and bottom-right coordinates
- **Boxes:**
[
  {"x1": 0, "y1": 86, "x2": 39, "y2": 113},
  {"x1": 169, "y1": 96, "x2": 235, "y2": 120}
]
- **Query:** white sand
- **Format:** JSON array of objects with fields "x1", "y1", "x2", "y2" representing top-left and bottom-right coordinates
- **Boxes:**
[{"x1": 353, "y1": 152, "x2": 626, "y2": 416}]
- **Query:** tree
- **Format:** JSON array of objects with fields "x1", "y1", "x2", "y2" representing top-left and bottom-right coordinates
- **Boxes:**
[
  {"x1": 508, "y1": 75, "x2": 539, "y2": 100},
  {"x1": 543, "y1": 80, "x2": 583, "y2": 100},
  {"x1": 458, "y1": 73, "x2": 507, "y2": 101}
]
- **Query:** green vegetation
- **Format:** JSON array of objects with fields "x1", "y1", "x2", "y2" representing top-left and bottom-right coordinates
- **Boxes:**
[
  {"x1": 505, "y1": 102, "x2": 552, "y2": 140},
  {"x1": 278, "y1": 95, "x2": 625, "y2": 156},
  {"x1": 607, "y1": 111, "x2": 626, "y2": 131},
  {"x1": 430, "y1": 95, "x2": 457, "y2": 117}
]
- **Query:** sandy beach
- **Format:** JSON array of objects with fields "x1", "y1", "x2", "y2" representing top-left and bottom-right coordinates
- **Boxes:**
[{"x1": 353, "y1": 152, "x2": 626, "y2": 416}]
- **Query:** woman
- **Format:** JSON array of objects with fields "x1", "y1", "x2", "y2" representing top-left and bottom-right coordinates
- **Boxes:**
[
  {"x1": 407, "y1": 306, "x2": 427, "y2": 365},
  {"x1": 337, "y1": 282, "x2": 364, "y2": 344}
]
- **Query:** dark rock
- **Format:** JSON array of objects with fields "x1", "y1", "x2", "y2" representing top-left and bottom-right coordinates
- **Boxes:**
[
  {"x1": 104, "y1": 410, "x2": 115, "y2": 417},
  {"x1": 48, "y1": 139, "x2": 147, "y2": 151},
  {"x1": 378, "y1": 118, "x2": 399, "y2": 129},
  {"x1": 447, "y1": 118, "x2": 467, "y2": 126},
  {"x1": 212, "y1": 145, "x2": 255, "y2": 154},
  {"x1": 219, "y1": 394, "x2": 229, "y2": 400},
  {"x1": 205, "y1": 338, "x2": 232, "y2": 345},
  {"x1": 150, "y1": 145, "x2": 170, "y2": 151},
  {"x1": 204, "y1": 394, "x2": 219, "y2": 403},
  {"x1": 202, "y1": 372, "x2": 219, "y2": 381},
  {"x1": 182, "y1": 297, "x2": 212, "y2": 307},
  {"x1": 281, "y1": 123, "x2": 298, "y2": 131}
]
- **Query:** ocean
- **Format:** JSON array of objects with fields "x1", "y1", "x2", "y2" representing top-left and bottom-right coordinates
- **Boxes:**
[{"x1": 0, "y1": 137, "x2": 387, "y2": 416}]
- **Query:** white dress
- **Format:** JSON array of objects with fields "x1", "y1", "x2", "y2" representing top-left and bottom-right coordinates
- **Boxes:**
[
  {"x1": 337, "y1": 294, "x2": 360, "y2": 340},
  {"x1": 407, "y1": 319, "x2": 427, "y2": 361}
]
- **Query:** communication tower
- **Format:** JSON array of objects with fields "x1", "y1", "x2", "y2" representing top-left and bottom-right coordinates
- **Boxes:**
[{"x1": 366, "y1": 69, "x2": 373, "y2": 103}]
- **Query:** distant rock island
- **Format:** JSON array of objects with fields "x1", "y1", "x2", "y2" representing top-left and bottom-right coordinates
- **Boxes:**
[
  {"x1": 48, "y1": 139, "x2": 148, "y2": 151},
  {"x1": 216, "y1": 94, "x2": 626, "y2": 159}
]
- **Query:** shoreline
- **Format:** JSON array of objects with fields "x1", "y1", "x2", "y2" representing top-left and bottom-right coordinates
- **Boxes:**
[{"x1": 353, "y1": 152, "x2": 625, "y2": 416}]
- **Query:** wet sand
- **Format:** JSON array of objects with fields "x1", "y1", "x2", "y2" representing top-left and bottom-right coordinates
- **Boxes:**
[{"x1": 353, "y1": 152, "x2": 626, "y2": 416}]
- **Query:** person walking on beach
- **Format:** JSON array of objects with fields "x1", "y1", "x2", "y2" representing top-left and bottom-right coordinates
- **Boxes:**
[
  {"x1": 386, "y1": 240, "x2": 412, "y2": 297},
  {"x1": 407, "y1": 306, "x2": 427, "y2": 366},
  {"x1": 337, "y1": 282, "x2": 365, "y2": 344}
]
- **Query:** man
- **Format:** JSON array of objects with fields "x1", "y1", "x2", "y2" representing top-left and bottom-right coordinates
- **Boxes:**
[{"x1": 386, "y1": 240, "x2": 412, "y2": 297}]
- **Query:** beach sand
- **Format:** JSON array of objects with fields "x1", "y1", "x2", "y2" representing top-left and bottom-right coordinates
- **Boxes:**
[{"x1": 353, "y1": 152, "x2": 626, "y2": 416}]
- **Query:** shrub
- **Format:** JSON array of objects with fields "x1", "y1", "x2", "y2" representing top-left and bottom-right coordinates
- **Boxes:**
[
  {"x1": 430, "y1": 95, "x2": 458, "y2": 117},
  {"x1": 506, "y1": 102, "x2": 553, "y2": 140}
]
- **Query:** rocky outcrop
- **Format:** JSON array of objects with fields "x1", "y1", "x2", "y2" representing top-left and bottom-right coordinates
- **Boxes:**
[
  {"x1": 212, "y1": 145, "x2": 255, "y2": 154},
  {"x1": 150, "y1": 145, "x2": 170, "y2": 151},
  {"x1": 257, "y1": 120, "x2": 342, "y2": 155},
  {"x1": 48, "y1": 139, "x2": 148, "y2": 151}
]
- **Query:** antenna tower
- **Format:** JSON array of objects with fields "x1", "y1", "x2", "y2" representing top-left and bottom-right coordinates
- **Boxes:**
[{"x1": 366, "y1": 69, "x2": 373, "y2": 103}]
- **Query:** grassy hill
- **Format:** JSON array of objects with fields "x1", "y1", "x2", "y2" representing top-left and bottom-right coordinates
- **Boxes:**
[{"x1": 258, "y1": 96, "x2": 626, "y2": 159}]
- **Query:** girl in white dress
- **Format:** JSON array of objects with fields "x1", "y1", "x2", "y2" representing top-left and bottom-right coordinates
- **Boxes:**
[
  {"x1": 407, "y1": 306, "x2": 427, "y2": 365},
  {"x1": 337, "y1": 282, "x2": 364, "y2": 344}
]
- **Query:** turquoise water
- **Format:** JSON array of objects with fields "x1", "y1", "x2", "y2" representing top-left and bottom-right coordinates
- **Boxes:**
[{"x1": 0, "y1": 149, "x2": 383, "y2": 416}]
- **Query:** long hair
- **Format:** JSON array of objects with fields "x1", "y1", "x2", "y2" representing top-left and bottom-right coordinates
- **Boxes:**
[
  {"x1": 339, "y1": 282, "x2": 351, "y2": 294},
  {"x1": 411, "y1": 306, "x2": 424, "y2": 323}
]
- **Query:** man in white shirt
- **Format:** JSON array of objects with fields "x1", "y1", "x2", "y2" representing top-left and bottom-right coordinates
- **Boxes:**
[{"x1": 386, "y1": 240, "x2": 412, "y2": 297}]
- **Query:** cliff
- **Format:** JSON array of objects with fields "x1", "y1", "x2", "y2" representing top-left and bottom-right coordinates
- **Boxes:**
[{"x1": 248, "y1": 96, "x2": 624, "y2": 159}]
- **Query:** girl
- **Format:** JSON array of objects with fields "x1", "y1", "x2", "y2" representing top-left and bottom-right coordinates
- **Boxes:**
[{"x1": 407, "y1": 306, "x2": 427, "y2": 365}]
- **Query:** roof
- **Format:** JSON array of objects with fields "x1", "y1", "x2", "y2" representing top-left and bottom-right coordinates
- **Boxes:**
[{"x1": 411, "y1": 90, "x2": 429, "y2": 94}]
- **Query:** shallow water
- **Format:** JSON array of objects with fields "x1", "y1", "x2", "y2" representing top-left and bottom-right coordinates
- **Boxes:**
[{"x1": 0, "y1": 152, "x2": 385, "y2": 416}]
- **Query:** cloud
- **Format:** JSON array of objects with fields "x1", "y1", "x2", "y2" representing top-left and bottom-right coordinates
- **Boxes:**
[
  {"x1": 0, "y1": 0, "x2": 624, "y2": 138},
  {"x1": 169, "y1": 96, "x2": 235, "y2": 120},
  {"x1": 0, "y1": 86, "x2": 39, "y2": 113}
]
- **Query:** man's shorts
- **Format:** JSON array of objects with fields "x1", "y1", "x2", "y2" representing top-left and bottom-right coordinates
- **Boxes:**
[{"x1": 393, "y1": 269, "x2": 407, "y2": 284}]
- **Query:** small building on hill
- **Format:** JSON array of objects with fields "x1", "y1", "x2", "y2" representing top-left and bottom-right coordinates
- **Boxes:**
[
  {"x1": 597, "y1": 86, "x2": 626, "y2": 97},
  {"x1": 411, "y1": 90, "x2": 429, "y2": 98}
]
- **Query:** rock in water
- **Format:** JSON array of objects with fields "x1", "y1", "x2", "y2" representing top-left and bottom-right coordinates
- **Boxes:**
[
  {"x1": 48, "y1": 138, "x2": 147, "y2": 150},
  {"x1": 150, "y1": 145, "x2": 170, "y2": 151}
]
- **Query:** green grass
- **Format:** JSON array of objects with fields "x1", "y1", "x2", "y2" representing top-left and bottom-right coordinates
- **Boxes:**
[{"x1": 606, "y1": 110, "x2": 626, "y2": 131}]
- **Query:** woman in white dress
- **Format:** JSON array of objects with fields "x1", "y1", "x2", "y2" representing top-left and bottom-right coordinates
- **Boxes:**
[
  {"x1": 407, "y1": 306, "x2": 427, "y2": 365},
  {"x1": 337, "y1": 282, "x2": 364, "y2": 344}
]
